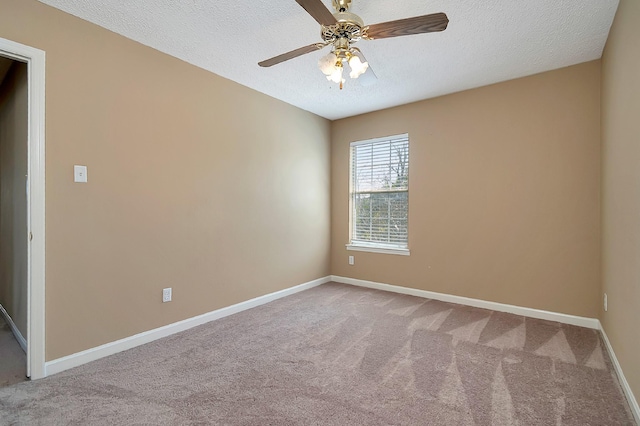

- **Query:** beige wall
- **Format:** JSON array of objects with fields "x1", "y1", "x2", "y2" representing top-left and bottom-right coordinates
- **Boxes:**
[
  {"x1": 331, "y1": 61, "x2": 602, "y2": 318},
  {"x1": 0, "y1": 61, "x2": 28, "y2": 337},
  {"x1": 0, "y1": 0, "x2": 620, "y2": 378},
  {"x1": 602, "y1": 0, "x2": 640, "y2": 403},
  {"x1": 0, "y1": 0, "x2": 331, "y2": 360}
]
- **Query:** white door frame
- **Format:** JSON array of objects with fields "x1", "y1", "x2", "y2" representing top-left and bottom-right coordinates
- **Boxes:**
[{"x1": 0, "y1": 37, "x2": 46, "y2": 379}]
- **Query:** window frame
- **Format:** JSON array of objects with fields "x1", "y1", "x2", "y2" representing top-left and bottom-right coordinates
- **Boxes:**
[{"x1": 346, "y1": 134, "x2": 410, "y2": 256}]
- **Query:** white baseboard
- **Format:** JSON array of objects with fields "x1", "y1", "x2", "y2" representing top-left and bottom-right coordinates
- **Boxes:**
[
  {"x1": 0, "y1": 303, "x2": 27, "y2": 353},
  {"x1": 599, "y1": 323, "x2": 640, "y2": 424},
  {"x1": 330, "y1": 276, "x2": 600, "y2": 329},
  {"x1": 45, "y1": 276, "x2": 331, "y2": 377}
]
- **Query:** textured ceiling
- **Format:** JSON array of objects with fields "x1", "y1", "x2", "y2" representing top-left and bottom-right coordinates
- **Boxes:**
[{"x1": 38, "y1": 0, "x2": 619, "y2": 120}]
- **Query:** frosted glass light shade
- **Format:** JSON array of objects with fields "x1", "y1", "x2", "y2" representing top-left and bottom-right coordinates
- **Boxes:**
[
  {"x1": 348, "y1": 55, "x2": 369, "y2": 79},
  {"x1": 319, "y1": 53, "x2": 338, "y2": 76},
  {"x1": 327, "y1": 64, "x2": 344, "y2": 84}
]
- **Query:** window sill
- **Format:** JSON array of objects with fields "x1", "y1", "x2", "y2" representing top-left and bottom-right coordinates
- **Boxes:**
[{"x1": 346, "y1": 244, "x2": 410, "y2": 256}]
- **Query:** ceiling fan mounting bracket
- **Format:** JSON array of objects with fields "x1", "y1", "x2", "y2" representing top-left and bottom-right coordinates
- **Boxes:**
[{"x1": 332, "y1": 0, "x2": 351, "y2": 12}]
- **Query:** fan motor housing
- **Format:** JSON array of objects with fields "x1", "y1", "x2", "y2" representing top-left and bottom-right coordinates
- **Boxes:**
[
  {"x1": 334, "y1": 11, "x2": 364, "y2": 27},
  {"x1": 321, "y1": 12, "x2": 365, "y2": 43}
]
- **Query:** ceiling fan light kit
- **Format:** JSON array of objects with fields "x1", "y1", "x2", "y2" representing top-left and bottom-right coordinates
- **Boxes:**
[
  {"x1": 258, "y1": 0, "x2": 448, "y2": 90},
  {"x1": 319, "y1": 37, "x2": 369, "y2": 89}
]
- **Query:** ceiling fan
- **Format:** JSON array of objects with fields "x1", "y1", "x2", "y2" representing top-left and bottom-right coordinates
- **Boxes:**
[{"x1": 258, "y1": 0, "x2": 449, "y2": 89}]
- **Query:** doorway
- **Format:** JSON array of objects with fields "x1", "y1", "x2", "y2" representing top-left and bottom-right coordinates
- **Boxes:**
[
  {"x1": 0, "y1": 38, "x2": 46, "y2": 380},
  {"x1": 0, "y1": 56, "x2": 28, "y2": 386}
]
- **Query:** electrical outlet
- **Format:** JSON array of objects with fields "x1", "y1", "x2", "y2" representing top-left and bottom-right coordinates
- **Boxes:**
[
  {"x1": 163, "y1": 288, "x2": 172, "y2": 303},
  {"x1": 604, "y1": 293, "x2": 607, "y2": 312},
  {"x1": 348, "y1": 255, "x2": 354, "y2": 265},
  {"x1": 73, "y1": 165, "x2": 88, "y2": 183}
]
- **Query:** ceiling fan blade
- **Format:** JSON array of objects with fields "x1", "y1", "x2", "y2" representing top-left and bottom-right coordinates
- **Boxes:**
[
  {"x1": 366, "y1": 12, "x2": 448, "y2": 40},
  {"x1": 295, "y1": 0, "x2": 337, "y2": 26},
  {"x1": 259, "y1": 43, "x2": 326, "y2": 67}
]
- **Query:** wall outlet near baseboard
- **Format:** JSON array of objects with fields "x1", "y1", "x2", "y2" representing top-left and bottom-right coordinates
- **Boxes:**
[
  {"x1": 604, "y1": 293, "x2": 607, "y2": 312},
  {"x1": 348, "y1": 255, "x2": 354, "y2": 265},
  {"x1": 163, "y1": 288, "x2": 172, "y2": 303}
]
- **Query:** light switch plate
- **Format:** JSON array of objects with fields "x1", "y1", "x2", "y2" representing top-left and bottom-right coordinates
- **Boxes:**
[{"x1": 74, "y1": 165, "x2": 87, "y2": 183}]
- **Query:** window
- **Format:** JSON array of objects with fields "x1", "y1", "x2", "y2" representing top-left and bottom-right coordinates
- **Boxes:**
[{"x1": 348, "y1": 134, "x2": 409, "y2": 255}]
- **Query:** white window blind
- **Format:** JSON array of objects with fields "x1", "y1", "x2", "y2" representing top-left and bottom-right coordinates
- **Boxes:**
[{"x1": 350, "y1": 134, "x2": 409, "y2": 249}]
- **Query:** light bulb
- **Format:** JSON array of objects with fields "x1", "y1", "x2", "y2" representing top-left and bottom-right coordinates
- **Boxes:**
[
  {"x1": 318, "y1": 53, "x2": 338, "y2": 76},
  {"x1": 348, "y1": 55, "x2": 369, "y2": 79}
]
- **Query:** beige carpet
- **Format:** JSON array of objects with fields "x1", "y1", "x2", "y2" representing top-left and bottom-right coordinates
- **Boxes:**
[
  {"x1": 0, "y1": 315, "x2": 26, "y2": 388},
  {"x1": 0, "y1": 283, "x2": 635, "y2": 425}
]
